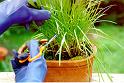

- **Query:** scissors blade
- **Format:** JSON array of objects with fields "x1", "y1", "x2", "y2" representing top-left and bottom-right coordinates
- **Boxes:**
[{"x1": 44, "y1": 34, "x2": 57, "y2": 46}]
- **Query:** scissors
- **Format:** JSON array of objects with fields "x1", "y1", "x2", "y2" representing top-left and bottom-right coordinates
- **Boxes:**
[{"x1": 19, "y1": 35, "x2": 57, "y2": 63}]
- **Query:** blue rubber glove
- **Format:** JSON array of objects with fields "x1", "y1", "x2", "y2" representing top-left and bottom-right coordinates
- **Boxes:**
[
  {"x1": 11, "y1": 40, "x2": 47, "y2": 82},
  {"x1": 0, "y1": 0, "x2": 51, "y2": 35}
]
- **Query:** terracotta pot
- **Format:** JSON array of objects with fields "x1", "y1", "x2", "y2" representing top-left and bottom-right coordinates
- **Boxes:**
[
  {"x1": 0, "y1": 47, "x2": 8, "y2": 61},
  {"x1": 19, "y1": 42, "x2": 96, "y2": 82},
  {"x1": 45, "y1": 55, "x2": 94, "y2": 82}
]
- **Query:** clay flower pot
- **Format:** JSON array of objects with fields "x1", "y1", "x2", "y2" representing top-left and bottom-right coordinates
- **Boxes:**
[
  {"x1": 45, "y1": 55, "x2": 94, "y2": 82},
  {"x1": 0, "y1": 47, "x2": 8, "y2": 61},
  {"x1": 19, "y1": 41, "x2": 96, "y2": 82}
]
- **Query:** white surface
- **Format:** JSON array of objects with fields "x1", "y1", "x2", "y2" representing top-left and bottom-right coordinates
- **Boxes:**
[{"x1": 0, "y1": 72, "x2": 124, "y2": 83}]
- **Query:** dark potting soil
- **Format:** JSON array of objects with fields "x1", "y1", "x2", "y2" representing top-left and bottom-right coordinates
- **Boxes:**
[{"x1": 44, "y1": 42, "x2": 93, "y2": 60}]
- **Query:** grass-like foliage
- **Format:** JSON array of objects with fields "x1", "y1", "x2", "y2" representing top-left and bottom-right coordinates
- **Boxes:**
[
  {"x1": 28, "y1": 0, "x2": 114, "y2": 80},
  {"x1": 29, "y1": 0, "x2": 110, "y2": 60}
]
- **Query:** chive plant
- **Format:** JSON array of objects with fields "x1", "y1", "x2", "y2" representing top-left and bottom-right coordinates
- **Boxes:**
[
  {"x1": 29, "y1": 0, "x2": 112, "y2": 65},
  {"x1": 30, "y1": 0, "x2": 106, "y2": 60},
  {"x1": 28, "y1": 0, "x2": 114, "y2": 81}
]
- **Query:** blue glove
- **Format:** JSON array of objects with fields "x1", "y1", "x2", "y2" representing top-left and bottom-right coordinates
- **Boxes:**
[
  {"x1": 11, "y1": 40, "x2": 47, "y2": 82},
  {"x1": 0, "y1": 0, "x2": 51, "y2": 35}
]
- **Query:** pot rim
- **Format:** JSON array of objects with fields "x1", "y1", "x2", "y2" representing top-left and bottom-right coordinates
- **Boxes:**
[{"x1": 46, "y1": 55, "x2": 94, "y2": 67}]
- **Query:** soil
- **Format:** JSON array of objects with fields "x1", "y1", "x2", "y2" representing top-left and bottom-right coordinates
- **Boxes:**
[{"x1": 44, "y1": 41, "x2": 93, "y2": 60}]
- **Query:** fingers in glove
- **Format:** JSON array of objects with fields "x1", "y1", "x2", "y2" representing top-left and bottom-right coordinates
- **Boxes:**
[
  {"x1": 27, "y1": 39, "x2": 46, "y2": 62},
  {"x1": 11, "y1": 50, "x2": 29, "y2": 70},
  {"x1": 27, "y1": 40, "x2": 39, "y2": 58},
  {"x1": 30, "y1": 8, "x2": 51, "y2": 21},
  {"x1": 18, "y1": 53, "x2": 29, "y2": 60}
]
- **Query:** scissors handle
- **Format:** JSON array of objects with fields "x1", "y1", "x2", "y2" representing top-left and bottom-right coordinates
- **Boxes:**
[
  {"x1": 28, "y1": 46, "x2": 45, "y2": 62},
  {"x1": 19, "y1": 46, "x2": 45, "y2": 63},
  {"x1": 18, "y1": 35, "x2": 57, "y2": 63}
]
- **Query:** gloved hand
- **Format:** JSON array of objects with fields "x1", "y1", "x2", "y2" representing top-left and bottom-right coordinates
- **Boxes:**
[
  {"x1": 0, "y1": 0, "x2": 51, "y2": 35},
  {"x1": 11, "y1": 40, "x2": 47, "y2": 82}
]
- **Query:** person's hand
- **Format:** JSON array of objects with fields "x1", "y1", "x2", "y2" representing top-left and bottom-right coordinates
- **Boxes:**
[
  {"x1": 0, "y1": 0, "x2": 51, "y2": 35},
  {"x1": 11, "y1": 40, "x2": 47, "y2": 82}
]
